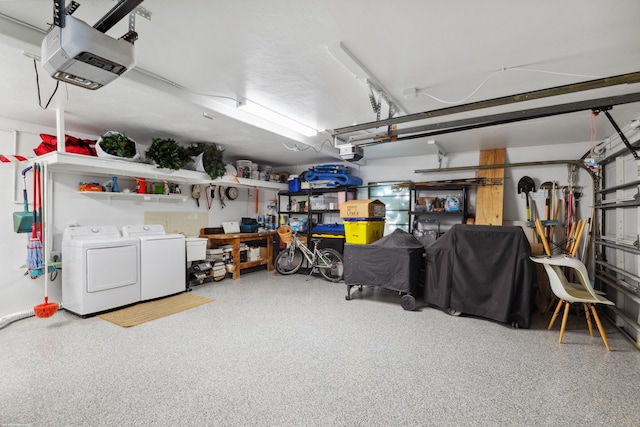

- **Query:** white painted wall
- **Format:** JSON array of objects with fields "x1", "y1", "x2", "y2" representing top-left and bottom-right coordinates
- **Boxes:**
[
  {"x1": 1, "y1": 116, "x2": 596, "y2": 318},
  {"x1": 0, "y1": 118, "x2": 279, "y2": 316},
  {"x1": 292, "y1": 143, "x2": 594, "y2": 225},
  {"x1": 355, "y1": 142, "x2": 594, "y2": 223}
]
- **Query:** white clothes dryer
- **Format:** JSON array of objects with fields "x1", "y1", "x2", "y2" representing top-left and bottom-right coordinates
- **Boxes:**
[
  {"x1": 122, "y1": 224, "x2": 186, "y2": 301},
  {"x1": 62, "y1": 226, "x2": 141, "y2": 316}
]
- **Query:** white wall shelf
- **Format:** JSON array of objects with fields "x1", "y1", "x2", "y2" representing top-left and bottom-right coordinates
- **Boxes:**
[
  {"x1": 79, "y1": 191, "x2": 189, "y2": 204},
  {"x1": 31, "y1": 152, "x2": 288, "y2": 191}
]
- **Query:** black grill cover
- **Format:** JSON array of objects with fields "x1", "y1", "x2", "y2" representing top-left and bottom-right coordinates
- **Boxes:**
[
  {"x1": 425, "y1": 224, "x2": 535, "y2": 328},
  {"x1": 344, "y1": 229, "x2": 425, "y2": 294}
]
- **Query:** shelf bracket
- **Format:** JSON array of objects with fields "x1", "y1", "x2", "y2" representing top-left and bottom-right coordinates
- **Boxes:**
[
  {"x1": 427, "y1": 140, "x2": 447, "y2": 169},
  {"x1": 437, "y1": 150, "x2": 446, "y2": 169}
]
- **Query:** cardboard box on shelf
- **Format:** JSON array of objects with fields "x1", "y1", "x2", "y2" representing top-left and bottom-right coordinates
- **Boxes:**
[
  {"x1": 259, "y1": 246, "x2": 268, "y2": 260},
  {"x1": 248, "y1": 247, "x2": 261, "y2": 261},
  {"x1": 339, "y1": 199, "x2": 386, "y2": 219}
]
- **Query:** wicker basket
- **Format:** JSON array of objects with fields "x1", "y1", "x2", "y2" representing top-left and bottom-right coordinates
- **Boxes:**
[{"x1": 277, "y1": 225, "x2": 293, "y2": 243}]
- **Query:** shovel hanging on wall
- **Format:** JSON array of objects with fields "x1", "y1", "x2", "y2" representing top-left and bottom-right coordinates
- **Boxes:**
[{"x1": 517, "y1": 176, "x2": 535, "y2": 221}]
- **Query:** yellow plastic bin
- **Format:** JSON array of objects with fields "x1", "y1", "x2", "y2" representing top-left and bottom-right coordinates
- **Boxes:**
[{"x1": 344, "y1": 219, "x2": 385, "y2": 244}]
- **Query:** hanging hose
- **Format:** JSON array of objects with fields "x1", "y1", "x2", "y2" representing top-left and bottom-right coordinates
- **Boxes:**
[{"x1": 0, "y1": 309, "x2": 35, "y2": 329}]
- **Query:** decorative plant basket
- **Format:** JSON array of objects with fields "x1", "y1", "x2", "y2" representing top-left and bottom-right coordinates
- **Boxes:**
[
  {"x1": 186, "y1": 143, "x2": 226, "y2": 180},
  {"x1": 96, "y1": 131, "x2": 140, "y2": 162},
  {"x1": 146, "y1": 138, "x2": 192, "y2": 170}
]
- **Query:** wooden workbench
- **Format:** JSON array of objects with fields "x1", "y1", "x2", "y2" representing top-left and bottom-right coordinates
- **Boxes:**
[{"x1": 199, "y1": 231, "x2": 274, "y2": 280}]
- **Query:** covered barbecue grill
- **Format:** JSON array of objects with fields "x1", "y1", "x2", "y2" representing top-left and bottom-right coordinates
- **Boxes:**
[
  {"x1": 424, "y1": 224, "x2": 536, "y2": 328},
  {"x1": 343, "y1": 229, "x2": 425, "y2": 310}
]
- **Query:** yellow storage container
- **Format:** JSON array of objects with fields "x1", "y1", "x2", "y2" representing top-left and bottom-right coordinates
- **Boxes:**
[{"x1": 344, "y1": 220, "x2": 385, "y2": 244}]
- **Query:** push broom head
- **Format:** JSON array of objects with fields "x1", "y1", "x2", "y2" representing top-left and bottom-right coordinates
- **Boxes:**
[{"x1": 34, "y1": 297, "x2": 59, "y2": 318}]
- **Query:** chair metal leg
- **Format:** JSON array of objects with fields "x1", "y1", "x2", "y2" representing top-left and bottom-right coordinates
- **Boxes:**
[
  {"x1": 559, "y1": 301, "x2": 571, "y2": 343},
  {"x1": 548, "y1": 299, "x2": 564, "y2": 330},
  {"x1": 583, "y1": 303, "x2": 594, "y2": 336},
  {"x1": 589, "y1": 305, "x2": 611, "y2": 351}
]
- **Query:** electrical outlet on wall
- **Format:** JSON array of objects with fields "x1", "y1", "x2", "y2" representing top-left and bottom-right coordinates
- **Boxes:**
[{"x1": 50, "y1": 251, "x2": 61, "y2": 262}]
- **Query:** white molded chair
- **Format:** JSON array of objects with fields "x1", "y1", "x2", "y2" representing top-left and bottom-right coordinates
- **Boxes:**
[{"x1": 530, "y1": 255, "x2": 614, "y2": 350}]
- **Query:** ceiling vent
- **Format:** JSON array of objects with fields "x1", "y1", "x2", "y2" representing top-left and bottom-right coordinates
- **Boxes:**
[{"x1": 41, "y1": 15, "x2": 135, "y2": 90}]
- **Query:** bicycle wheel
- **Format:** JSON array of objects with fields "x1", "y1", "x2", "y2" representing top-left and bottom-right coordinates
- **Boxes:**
[
  {"x1": 317, "y1": 248, "x2": 343, "y2": 282},
  {"x1": 275, "y1": 247, "x2": 304, "y2": 275}
]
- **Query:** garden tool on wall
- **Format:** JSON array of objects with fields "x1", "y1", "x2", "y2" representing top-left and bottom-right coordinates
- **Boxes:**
[
  {"x1": 217, "y1": 185, "x2": 226, "y2": 209},
  {"x1": 550, "y1": 184, "x2": 562, "y2": 241},
  {"x1": 540, "y1": 181, "x2": 556, "y2": 241},
  {"x1": 191, "y1": 184, "x2": 201, "y2": 207},
  {"x1": 204, "y1": 184, "x2": 215, "y2": 210},
  {"x1": 517, "y1": 176, "x2": 535, "y2": 241},
  {"x1": 529, "y1": 197, "x2": 541, "y2": 243},
  {"x1": 517, "y1": 176, "x2": 535, "y2": 221},
  {"x1": 565, "y1": 164, "x2": 578, "y2": 244},
  {"x1": 573, "y1": 189, "x2": 583, "y2": 235}
]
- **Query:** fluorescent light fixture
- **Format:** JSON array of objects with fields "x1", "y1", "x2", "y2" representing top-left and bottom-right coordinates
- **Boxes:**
[{"x1": 237, "y1": 99, "x2": 317, "y2": 137}]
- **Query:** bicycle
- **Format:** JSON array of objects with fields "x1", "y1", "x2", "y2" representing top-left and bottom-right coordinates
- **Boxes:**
[{"x1": 275, "y1": 225, "x2": 344, "y2": 282}]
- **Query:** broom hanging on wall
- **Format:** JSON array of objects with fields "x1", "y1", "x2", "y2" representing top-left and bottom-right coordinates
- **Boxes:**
[
  {"x1": 31, "y1": 162, "x2": 60, "y2": 318},
  {"x1": 26, "y1": 163, "x2": 43, "y2": 279}
]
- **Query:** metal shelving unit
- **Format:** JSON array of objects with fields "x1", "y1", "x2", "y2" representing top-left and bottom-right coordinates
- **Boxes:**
[
  {"x1": 409, "y1": 184, "x2": 470, "y2": 234},
  {"x1": 277, "y1": 186, "x2": 358, "y2": 253}
]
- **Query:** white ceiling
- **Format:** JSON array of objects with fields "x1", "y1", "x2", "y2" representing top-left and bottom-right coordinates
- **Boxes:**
[{"x1": 0, "y1": 0, "x2": 639, "y2": 167}]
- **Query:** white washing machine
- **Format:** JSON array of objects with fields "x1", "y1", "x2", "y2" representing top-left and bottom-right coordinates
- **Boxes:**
[
  {"x1": 62, "y1": 226, "x2": 141, "y2": 316},
  {"x1": 122, "y1": 224, "x2": 186, "y2": 301}
]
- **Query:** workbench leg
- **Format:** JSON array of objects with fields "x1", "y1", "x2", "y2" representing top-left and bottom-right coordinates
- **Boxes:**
[
  {"x1": 233, "y1": 240, "x2": 240, "y2": 280},
  {"x1": 266, "y1": 236, "x2": 274, "y2": 271}
]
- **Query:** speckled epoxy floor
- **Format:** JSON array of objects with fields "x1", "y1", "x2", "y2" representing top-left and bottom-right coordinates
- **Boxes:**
[{"x1": 1, "y1": 271, "x2": 639, "y2": 426}]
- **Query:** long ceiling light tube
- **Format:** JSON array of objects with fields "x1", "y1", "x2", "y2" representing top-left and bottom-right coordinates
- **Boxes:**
[{"x1": 237, "y1": 99, "x2": 317, "y2": 137}]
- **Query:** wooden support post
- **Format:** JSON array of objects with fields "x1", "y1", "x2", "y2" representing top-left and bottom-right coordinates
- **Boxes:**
[{"x1": 475, "y1": 148, "x2": 505, "y2": 225}]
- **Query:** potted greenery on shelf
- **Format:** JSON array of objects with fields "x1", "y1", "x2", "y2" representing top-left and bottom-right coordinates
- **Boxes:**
[
  {"x1": 146, "y1": 138, "x2": 192, "y2": 170},
  {"x1": 96, "y1": 131, "x2": 140, "y2": 161},
  {"x1": 187, "y1": 143, "x2": 226, "y2": 180}
]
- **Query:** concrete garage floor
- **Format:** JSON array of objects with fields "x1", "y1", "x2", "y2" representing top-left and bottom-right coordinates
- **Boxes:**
[{"x1": 1, "y1": 271, "x2": 638, "y2": 426}]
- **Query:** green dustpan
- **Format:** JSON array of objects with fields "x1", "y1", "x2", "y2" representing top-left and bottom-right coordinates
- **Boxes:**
[{"x1": 13, "y1": 166, "x2": 33, "y2": 233}]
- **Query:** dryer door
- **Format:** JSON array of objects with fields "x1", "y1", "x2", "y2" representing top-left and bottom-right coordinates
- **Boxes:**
[{"x1": 86, "y1": 245, "x2": 138, "y2": 292}]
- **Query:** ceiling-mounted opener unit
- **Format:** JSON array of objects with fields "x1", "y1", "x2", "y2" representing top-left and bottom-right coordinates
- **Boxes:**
[{"x1": 41, "y1": 0, "x2": 145, "y2": 90}]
